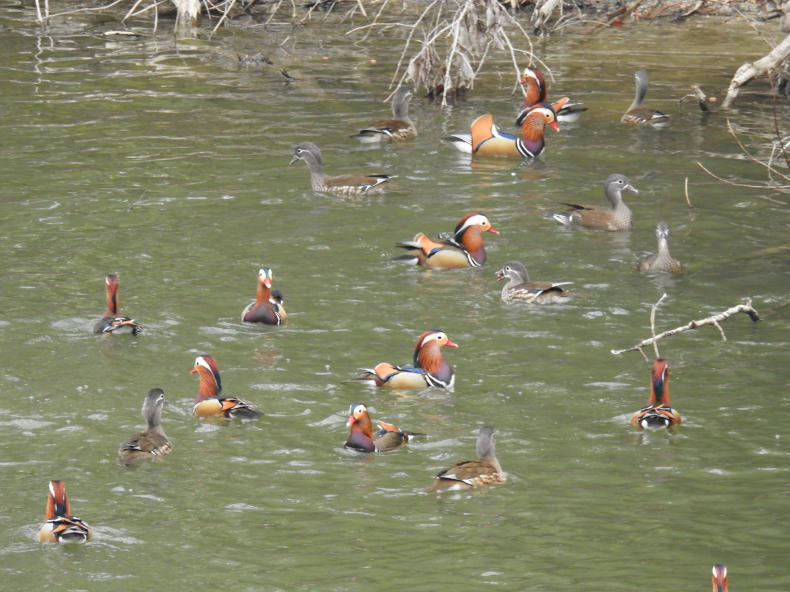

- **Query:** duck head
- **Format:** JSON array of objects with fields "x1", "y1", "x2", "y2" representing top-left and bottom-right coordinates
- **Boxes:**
[
  {"x1": 712, "y1": 565, "x2": 728, "y2": 592},
  {"x1": 496, "y1": 261, "x2": 530, "y2": 284},
  {"x1": 519, "y1": 67, "x2": 547, "y2": 105},
  {"x1": 413, "y1": 330, "x2": 457, "y2": 372},
  {"x1": 191, "y1": 355, "x2": 222, "y2": 401},
  {"x1": 104, "y1": 274, "x2": 120, "y2": 315},
  {"x1": 142, "y1": 388, "x2": 166, "y2": 430},
  {"x1": 45, "y1": 480, "x2": 71, "y2": 519}
]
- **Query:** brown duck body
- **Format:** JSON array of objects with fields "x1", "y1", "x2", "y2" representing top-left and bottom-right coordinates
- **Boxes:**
[
  {"x1": 191, "y1": 355, "x2": 262, "y2": 419},
  {"x1": 38, "y1": 480, "x2": 92, "y2": 543},
  {"x1": 395, "y1": 213, "x2": 499, "y2": 269},
  {"x1": 553, "y1": 173, "x2": 637, "y2": 230},
  {"x1": 621, "y1": 69, "x2": 670, "y2": 127},
  {"x1": 344, "y1": 403, "x2": 415, "y2": 452},
  {"x1": 426, "y1": 426, "x2": 505, "y2": 492},
  {"x1": 289, "y1": 141, "x2": 398, "y2": 196},
  {"x1": 495, "y1": 260, "x2": 572, "y2": 304},
  {"x1": 351, "y1": 87, "x2": 416, "y2": 142},
  {"x1": 352, "y1": 330, "x2": 457, "y2": 389},
  {"x1": 118, "y1": 388, "x2": 172, "y2": 466},
  {"x1": 93, "y1": 274, "x2": 143, "y2": 335},
  {"x1": 639, "y1": 221, "x2": 682, "y2": 273},
  {"x1": 631, "y1": 359, "x2": 682, "y2": 429}
]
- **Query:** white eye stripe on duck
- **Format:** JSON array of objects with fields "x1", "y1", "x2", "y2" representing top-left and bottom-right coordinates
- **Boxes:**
[
  {"x1": 195, "y1": 356, "x2": 212, "y2": 371},
  {"x1": 420, "y1": 331, "x2": 447, "y2": 346},
  {"x1": 528, "y1": 107, "x2": 554, "y2": 120},
  {"x1": 457, "y1": 214, "x2": 490, "y2": 232},
  {"x1": 48, "y1": 482, "x2": 56, "y2": 498},
  {"x1": 258, "y1": 268, "x2": 272, "y2": 279},
  {"x1": 348, "y1": 403, "x2": 367, "y2": 416}
]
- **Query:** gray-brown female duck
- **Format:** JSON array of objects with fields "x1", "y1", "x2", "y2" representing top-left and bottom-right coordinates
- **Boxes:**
[
  {"x1": 639, "y1": 221, "x2": 682, "y2": 273},
  {"x1": 426, "y1": 426, "x2": 505, "y2": 493},
  {"x1": 552, "y1": 173, "x2": 638, "y2": 230},
  {"x1": 289, "y1": 141, "x2": 397, "y2": 196},
  {"x1": 118, "y1": 388, "x2": 172, "y2": 466},
  {"x1": 621, "y1": 69, "x2": 670, "y2": 127},
  {"x1": 351, "y1": 87, "x2": 416, "y2": 142},
  {"x1": 495, "y1": 260, "x2": 572, "y2": 304}
]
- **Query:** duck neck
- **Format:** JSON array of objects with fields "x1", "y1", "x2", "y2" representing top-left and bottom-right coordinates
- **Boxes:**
[
  {"x1": 520, "y1": 115, "x2": 547, "y2": 155},
  {"x1": 456, "y1": 226, "x2": 487, "y2": 264},
  {"x1": 417, "y1": 343, "x2": 451, "y2": 379},
  {"x1": 195, "y1": 367, "x2": 219, "y2": 401}
]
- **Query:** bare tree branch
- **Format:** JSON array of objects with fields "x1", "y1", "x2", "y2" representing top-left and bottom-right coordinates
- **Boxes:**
[{"x1": 611, "y1": 299, "x2": 760, "y2": 356}]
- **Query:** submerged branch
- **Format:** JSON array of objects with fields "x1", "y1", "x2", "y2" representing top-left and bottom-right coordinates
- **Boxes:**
[
  {"x1": 611, "y1": 299, "x2": 761, "y2": 356},
  {"x1": 722, "y1": 32, "x2": 790, "y2": 108}
]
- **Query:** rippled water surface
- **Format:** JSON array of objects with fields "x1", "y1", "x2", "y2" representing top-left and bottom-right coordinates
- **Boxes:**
[{"x1": 1, "y1": 4, "x2": 789, "y2": 591}]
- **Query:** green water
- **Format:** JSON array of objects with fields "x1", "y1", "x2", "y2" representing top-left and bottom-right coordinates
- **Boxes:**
[{"x1": 1, "y1": 5, "x2": 789, "y2": 591}]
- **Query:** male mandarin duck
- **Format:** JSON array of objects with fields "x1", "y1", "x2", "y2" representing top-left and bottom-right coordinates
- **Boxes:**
[
  {"x1": 117, "y1": 388, "x2": 173, "y2": 466},
  {"x1": 639, "y1": 221, "x2": 682, "y2": 274},
  {"x1": 712, "y1": 565, "x2": 728, "y2": 592},
  {"x1": 241, "y1": 267, "x2": 287, "y2": 325},
  {"x1": 426, "y1": 426, "x2": 506, "y2": 493},
  {"x1": 516, "y1": 66, "x2": 587, "y2": 124},
  {"x1": 352, "y1": 330, "x2": 457, "y2": 389},
  {"x1": 38, "y1": 480, "x2": 92, "y2": 543},
  {"x1": 289, "y1": 141, "x2": 398, "y2": 196},
  {"x1": 395, "y1": 213, "x2": 499, "y2": 269},
  {"x1": 93, "y1": 273, "x2": 143, "y2": 335},
  {"x1": 631, "y1": 359, "x2": 682, "y2": 429},
  {"x1": 351, "y1": 87, "x2": 416, "y2": 142},
  {"x1": 191, "y1": 354, "x2": 262, "y2": 419},
  {"x1": 552, "y1": 173, "x2": 638, "y2": 230},
  {"x1": 621, "y1": 69, "x2": 670, "y2": 127},
  {"x1": 495, "y1": 260, "x2": 572, "y2": 304},
  {"x1": 344, "y1": 403, "x2": 418, "y2": 452},
  {"x1": 443, "y1": 99, "x2": 565, "y2": 158}
]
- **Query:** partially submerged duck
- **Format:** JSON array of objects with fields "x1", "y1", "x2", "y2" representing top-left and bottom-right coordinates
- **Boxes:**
[
  {"x1": 426, "y1": 426, "x2": 505, "y2": 493},
  {"x1": 118, "y1": 388, "x2": 172, "y2": 466}
]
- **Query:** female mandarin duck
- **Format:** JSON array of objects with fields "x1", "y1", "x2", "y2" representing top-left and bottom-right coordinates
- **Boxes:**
[
  {"x1": 352, "y1": 330, "x2": 457, "y2": 389},
  {"x1": 344, "y1": 403, "x2": 417, "y2": 452},
  {"x1": 516, "y1": 66, "x2": 587, "y2": 124},
  {"x1": 639, "y1": 221, "x2": 682, "y2": 273},
  {"x1": 38, "y1": 480, "x2": 92, "y2": 543},
  {"x1": 712, "y1": 565, "x2": 728, "y2": 592},
  {"x1": 395, "y1": 213, "x2": 499, "y2": 269},
  {"x1": 117, "y1": 388, "x2": 172, "y2": 466},
  {"x1": 289, "y1": 141, "x2": 398, "y2": 196},
  {"x1": 495, "y1": 260, "x2": 572, "y2": 304},
  {"x1": 621, "y1": 69, "x2": 670, "y2": 127},
  {"x1": 444, "y1": 99, "x2": 565, "y2": 158},
  {"x1": 93, "y1": 274, "x2": 143, "y2": 335},
  {"x1": 552, "y1": 173, "x2": 638, "y2": 230},
  {"x1": 241, "y1": 267, "x2": 287, "y2": 325},
  {"x1": 351, "y1": 87, "x2": 416, "y2": 142},
  {"x1": 631, "y1": 359, "x2": 682, "y2": 429},
  {"x1": 191, "y1": 355, "x2": 262, "y2": 419},
  {"x1": 426, "y1": 426, "x2": 506, "y2": 493}
]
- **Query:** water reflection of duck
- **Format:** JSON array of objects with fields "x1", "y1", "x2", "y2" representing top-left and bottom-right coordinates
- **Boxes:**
[
  {"x1": 344, "y1": 403, "x2": 417, "y2": 452},
  {"x1": 289, "y1": 141, "x2": 397, "y2": 196},
  {"x1": 38, "y1": 480, "x2": 92, "y2": 543},
  {"x1": 395, "y1": 213, "x2": 499, "y2": 269},
  {"x1": 426, "y1": 426, "x2": 505, "y2": 492},
  {"x1": 93, "y1": 274, "x2": 143, "y2": 336},
  {"x1": 444, "y1": 100, "x2": 565, "y2": 158},
  {"x1": 352, "y1": 330, "x2": 457, "y2": 389},
  {"x1": 621, "y1": 69, "x2": 670, "y2": 127},
  {"x1": 516, "y1": 66, "x2": 587, "y2": 124},
  {"x1": 631, "y1": 359, "x2": 682, "y2": 429},
  {"x1": 552, "y1": 174, "x2": 637, "y2": 231},
  {"x1": 191, "y1": 355, "x2": 262, "y2": 419},
  {"x1": 351, "y1": 87, "x2": 416, "y2": 142},
  {"x1": 118, "y1": 388, "x2": 172, "y2": 466},
  {"x1": 242, "y1": 267, "x2": 287, "y2": 325}
]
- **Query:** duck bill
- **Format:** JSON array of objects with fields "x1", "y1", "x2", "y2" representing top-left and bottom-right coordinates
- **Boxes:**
[
  {"x1": 548, "y1": 121, "x2": 559, "y2": 132},
  {"x1": 487, "y1": 226, "x2": 500, "y2": 235},
  {"x1": 445, "y1": 339, "x2": 459, "y2": 348}
]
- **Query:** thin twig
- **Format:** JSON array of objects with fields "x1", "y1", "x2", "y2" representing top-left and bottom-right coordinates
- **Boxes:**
[
  {"x1": 611, "y1": 299, "x2": 760, "y2": 356},
  {"x1": 683, "y1": 176, "x2": 694, "y2": 208},
  {"x1": 649, "y1": 293, "x2": 667, "y2": 359},
  {"x1": 696, "y1": 161, "x2": 790, "y2": 191}
]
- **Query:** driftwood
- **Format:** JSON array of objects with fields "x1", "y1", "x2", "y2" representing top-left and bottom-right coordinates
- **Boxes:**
[
  {"x1": 611, "y1": 295, "x2": 760, "y2": 357},
  {"x1": 722, "y1": 33, "x2": 790, "y2": 108}
]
